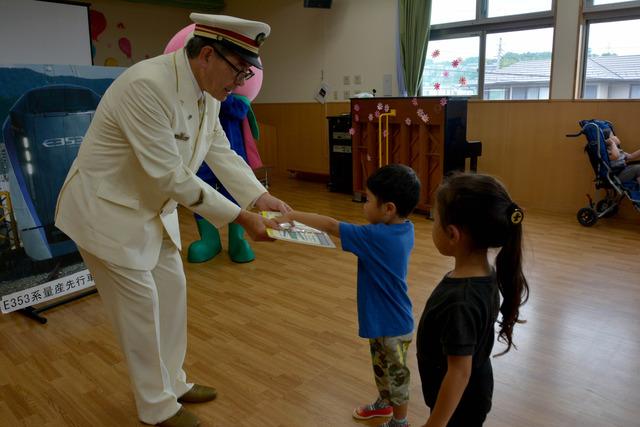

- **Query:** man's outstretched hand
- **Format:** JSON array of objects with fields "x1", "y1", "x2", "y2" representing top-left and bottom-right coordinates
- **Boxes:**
[{"x1": 233, "y1": 210, "x2": 279, "y2": 241}]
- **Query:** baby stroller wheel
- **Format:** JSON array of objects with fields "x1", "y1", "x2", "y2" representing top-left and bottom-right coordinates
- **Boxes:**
[
  {"x1": 577, "y1": 207, "x2": 597, "y2": 226},
  {"x1": 595, "y1": 199, "x2": 619, "y2": 218}
]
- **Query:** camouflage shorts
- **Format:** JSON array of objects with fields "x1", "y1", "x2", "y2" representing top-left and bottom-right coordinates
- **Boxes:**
[{"x1": 369, "y1": 333, "x2": 412, "y2": 406}]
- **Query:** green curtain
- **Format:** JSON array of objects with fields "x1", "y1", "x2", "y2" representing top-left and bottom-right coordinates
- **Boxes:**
[{"x1": 399, "y1": 0, "x2": 431, "y2": 96}]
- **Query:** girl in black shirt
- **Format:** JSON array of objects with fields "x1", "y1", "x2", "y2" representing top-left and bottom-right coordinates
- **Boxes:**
[{"x1": 417, "y1": 173, "x2": 529, "y2": 427}]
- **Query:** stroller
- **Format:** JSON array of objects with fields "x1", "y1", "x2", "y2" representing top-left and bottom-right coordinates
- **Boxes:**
[{"x1": 566, "y1": 119, "x2": 640, "y2": 226}]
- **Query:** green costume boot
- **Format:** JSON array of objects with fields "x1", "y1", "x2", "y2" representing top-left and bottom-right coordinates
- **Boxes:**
[
  {"x1": 187, "y1": 217, "x2": 222, "y2": 263},
  {"x1": 228, "y1": 223, "x2": 255, "y2": 263}
]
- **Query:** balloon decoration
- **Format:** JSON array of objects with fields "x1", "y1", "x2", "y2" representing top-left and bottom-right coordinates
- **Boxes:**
[
  {"x1": 89, "y1": 10, "x2": 107, "y2": 41},
  {"x1": 233, "y1": 65, "x2": 263, "y2": 101},
  {"x1": 164, "y1": 24, "x2": 196, "y2": 54},
  {"x1": 118, "y1": 37, "x2": 132, "y2": 60},
  {"x1": 104, "y1": 57, "x2": 119, "y2": 67}
]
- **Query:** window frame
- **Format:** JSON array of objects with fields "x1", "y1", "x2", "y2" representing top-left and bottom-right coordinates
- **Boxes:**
[{"x1": 426, "y1": 0, "x2": 556, "y2": 100}]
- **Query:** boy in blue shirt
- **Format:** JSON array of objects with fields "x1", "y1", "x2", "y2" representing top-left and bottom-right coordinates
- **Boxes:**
[{"x1": 276, "y1": 164, "x2": 421, "y2": 427}]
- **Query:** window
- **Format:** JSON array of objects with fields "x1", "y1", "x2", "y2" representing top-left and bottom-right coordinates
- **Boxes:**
[
  {"x1": 425, "y1": 0, "x2": 555, "y2": 99},
  {"x1": 584, "y1": 85, "x2": 598, "y2": 98},
  {"x1": 631, "y1": 84, "x2": 640, "y2": 98},
  {"x1": 430, "y1": 0, "x2": 476, "y2": 25},
  {"x1": 423, "y1": 37, "x2": 479, "y2": 96},
  {"x1": 488, "y1": 0, "x2": 552, "y2": 18},
  {"x1": 582, "y1": 19, "x2": 640, "y2": 99},
  {"x1": 484, "y1": 28, "x2": 553, "y2": 100},
  {"x1": 592, "y1": 0, "x2": 638, "y2": 5}
]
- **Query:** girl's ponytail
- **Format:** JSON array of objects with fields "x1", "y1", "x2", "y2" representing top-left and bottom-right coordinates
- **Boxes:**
[{"x1": 494, "y1": 213, "x2": 529, "y2": 356}]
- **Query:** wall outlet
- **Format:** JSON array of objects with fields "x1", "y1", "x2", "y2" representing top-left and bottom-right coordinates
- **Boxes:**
[
  {"x1": 383, "y1": 74, "x2": 392, "y2": 96},
  {"x1": 343, "y1": 90, "x2": 350, "y2": 99},
  {"x1": 343, "y1": 75, "x2": 350, "y2": 85},
  {"x1": 354, "y1": 75, "x2": 362, "y2": 85}
]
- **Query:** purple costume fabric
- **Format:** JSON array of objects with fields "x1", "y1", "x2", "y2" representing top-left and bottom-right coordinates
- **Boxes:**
[{"x1": 195, "y1": 95, "x2": 248, "y2": 216}]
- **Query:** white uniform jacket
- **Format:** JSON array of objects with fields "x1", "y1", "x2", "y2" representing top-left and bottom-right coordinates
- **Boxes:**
[{"x1": 55, "y1": 49, "x2": 266, "y2": 270}]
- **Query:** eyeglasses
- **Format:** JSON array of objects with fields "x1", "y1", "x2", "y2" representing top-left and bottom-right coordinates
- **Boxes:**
[{"x1": 212, "y1": 46, "x2": 255, "y2": 83}]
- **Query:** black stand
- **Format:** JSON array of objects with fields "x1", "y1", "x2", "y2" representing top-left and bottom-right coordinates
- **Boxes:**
[
  {"x1": 20, "y1": 288, "x2": 97, "y2": 324},
  {"x1": 17, "y1": 259, "x2": 97, "y2": 324}
]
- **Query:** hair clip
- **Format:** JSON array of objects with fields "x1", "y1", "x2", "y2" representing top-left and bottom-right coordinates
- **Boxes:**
[{"x1": 508, "y1": 203, "x2": 524, "y2": 225}]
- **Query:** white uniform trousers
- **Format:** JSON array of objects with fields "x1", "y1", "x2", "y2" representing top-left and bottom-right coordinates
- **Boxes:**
[{"x1": 79, "y1": 235, "x2": 193, "y2": 424}]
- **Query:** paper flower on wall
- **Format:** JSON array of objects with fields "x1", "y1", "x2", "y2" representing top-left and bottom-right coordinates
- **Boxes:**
[
  {"x1": 383, "y1": 129, "x2": 388, "y2": 138},
  {"x1": 384, "y1": 104, "x2": 390, "y2": 112},
  {"x1": 431, "y1": 49, "x2": 440, "y2": 58},
  {"x1": 374, "y1": 110, "x2": 381, "y2": 118},
  {"x1": 354, "y1": 104, "x2": 360, "y2": 111},
  {"x1": 368, "y1": 113, "x2": 374, "y2": 121},
  {"x1": 459, "y1": 76, "x2": 467, "y2": 86},
  {"x1": 405, "y1": 118, "x2": 412, "y2": 126},
  {"x1": 433, "y1": 82, "x2": 441, "y2": 90},
  {"x1": 451, "y1": 59, "x2": 460, "y2": 68},
  {"x1": 411, "y1": 97, "x2": 418, "y2": 106},
  {"x1": 349, "y1": 128, "x2": 355, "y2": 135},
  {"x1": 421, "y1": 113, "x2": 430, "y2": 123},
  {"x1": 377, "y1": 102, "x2": 383, "y2": 111},
  {"x1": 440, "y1": 97, "x2": 448, "y2": 106},
  {"x1": 354, "y1": 114, "x2": 360, "y2": 122},
  {"x1": 417, "y1": 108, "x2": 424, "y2": 117},
  {"x1": 443, "y1": 70, "x2": 449, "y2": 77}
]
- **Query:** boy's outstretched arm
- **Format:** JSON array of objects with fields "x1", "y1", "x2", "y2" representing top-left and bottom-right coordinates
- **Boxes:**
[{"x1": 276, "y1": 211, "x2": 341, "y2": 238}]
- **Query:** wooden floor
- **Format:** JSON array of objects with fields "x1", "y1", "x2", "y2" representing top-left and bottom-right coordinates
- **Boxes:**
[{"x1": 1, "y1": 174, "x2": 639, "y2": 426}]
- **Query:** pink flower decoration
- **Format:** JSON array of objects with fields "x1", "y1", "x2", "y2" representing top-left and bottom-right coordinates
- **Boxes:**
[
  {"x1": 421, "y1": 113, "x2": 430, "y2": 123},
  {"x1": 383, "y1": 129, "x2": 388, "y2": 138},
  {"x1": 405, "y1": 117, "x2": 412, "y2": 126},
  {"x1": 374, "y1": 110, "x2": 381, "y2": 118},
  {"x1": 354, "y1": 114, "x2": 360, "y2": 122},
  {"x1": 411, "y1": 97, "x2": 418, "y2": 106},
  {"x1": 451, "y1": 59, "x2": 460, "y2": 68},
  {"x1": 368, "y1": 113, "x2": 374, "y2": 121},
  {"x1": 377, "y1": 102, "x2": 383, "y2": 110},
  {"x1": 459, "y1": 76, "x2": 467, "y2": 86},
  {"x1": 354, "y1": 104, "x2": 360, "y2": 111},
  {"x1": 348, "y1": 127, "x2": 355, "y2": 135},
  {"x1": 417, "y1": 108, "x2": 424, "y2": 117},
  {"x1": 440, "y1": 97, "x2": 447, "y2": 106},
  {"x1": 384, "y1": 104, "x2": 390, "y2": 112},
  {"x1": 443, "y1": 70, "x2": 449, "y2": 77},
  {"x1": 431, "y1": 49, "x2": 440, "y2": 58},
  {"x1": 433, "y1": 82, "x2": 441, "y2": 91}
]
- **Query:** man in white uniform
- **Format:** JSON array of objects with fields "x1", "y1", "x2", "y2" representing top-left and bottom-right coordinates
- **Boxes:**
[{"x1": 55, "y1": 13, "x2": 289, "y2": 427}]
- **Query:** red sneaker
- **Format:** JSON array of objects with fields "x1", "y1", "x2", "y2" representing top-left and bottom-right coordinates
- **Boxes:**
[{"x1": 352, "y1": 398, "x2": 393, "y2": 420}]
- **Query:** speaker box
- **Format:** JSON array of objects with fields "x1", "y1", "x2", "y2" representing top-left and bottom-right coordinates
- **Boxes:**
[{"x1": 304, "y1": 0, "x2": 332, "y2": 8}]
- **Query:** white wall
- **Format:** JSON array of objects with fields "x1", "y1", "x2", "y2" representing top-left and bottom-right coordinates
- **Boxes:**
[
  {"x1": 550, "y1": 0, "x2": 581, "y2": 99},
  {"x1": 223, "y1": 0, "x2": 397, "y2": 103}
]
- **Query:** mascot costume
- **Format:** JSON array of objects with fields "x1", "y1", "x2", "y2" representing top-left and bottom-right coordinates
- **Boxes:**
[{"x1": 165, "y1": 25, "x2": 265, "y2": 263}]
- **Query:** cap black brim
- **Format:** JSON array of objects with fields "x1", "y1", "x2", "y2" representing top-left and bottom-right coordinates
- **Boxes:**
[{"x1": 219, "y1": 39, "x2": 263, "y2": 69}]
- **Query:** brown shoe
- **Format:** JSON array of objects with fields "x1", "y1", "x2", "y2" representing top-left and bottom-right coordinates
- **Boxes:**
[
  {"x1": 178, "y1": 384, "x2": 217, "y2": 403},
  {"x1": 156, "y1": 408, "x2": 199, "y2": 427}
]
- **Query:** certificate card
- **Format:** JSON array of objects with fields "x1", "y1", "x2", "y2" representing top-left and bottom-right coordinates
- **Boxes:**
[{"x1": 261, "y1": 211, "x2": 336, "y2": 249}]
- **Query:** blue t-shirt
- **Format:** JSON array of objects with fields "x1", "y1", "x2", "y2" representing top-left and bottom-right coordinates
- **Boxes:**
[{"x1": 339, "y1": 221, "x2": 414, "y2": 338}]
